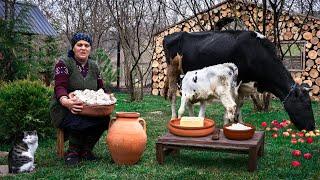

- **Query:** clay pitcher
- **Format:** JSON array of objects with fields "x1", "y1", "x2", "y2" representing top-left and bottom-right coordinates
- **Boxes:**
[{"x1": 106, "y1": 112, "x2": 147, "y2": 165}]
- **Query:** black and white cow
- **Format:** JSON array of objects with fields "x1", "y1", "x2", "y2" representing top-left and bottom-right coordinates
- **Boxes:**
[
  {"x1": 163, "y1": 30, "x2": 315, "y2": 131},
  {"x1": 178, "y1": 62, "x2": 240, "y2": 125}
]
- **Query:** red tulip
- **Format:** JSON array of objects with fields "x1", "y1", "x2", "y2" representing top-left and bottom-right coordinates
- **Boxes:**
[
  {"x1": 282, "y1": 132, "x2": 290, "y2": 137},
  {"x1": 261, "y1": 122, "x2": 268, "y2": 127},
  {"x1": 276, "y1": 124, "x2": 283, "y2": 129},
  {"x1": 297, "y1": 138, "x2": 305, "y2": 143},
  {"x1": 291, "y1": 150, "x2": 301, "y2": 157},
  {"x1": 291, "y1": 138, "x2": 297, "y2": 144},
  {"x1": 303, "y1": 153, "x2": 312, "y2": 160},
  {"x1": 306, "y1": 137, "x2": 313, "y2": 144},
  {"x1": 271, "y1": 120, "x2": 279, "y2": 126},
  {"x1": 280, "y1": 122, "x2": 287, "y2": 127},
  {"x1": 291, "y1": 161, "x2": 301, "y2": 167},
  {"x1": 272, "y1": 133, "x2": 278, "y2": 138},
  {"x1": 297, "y1": 132, "x2": 304, "y2": 137}
]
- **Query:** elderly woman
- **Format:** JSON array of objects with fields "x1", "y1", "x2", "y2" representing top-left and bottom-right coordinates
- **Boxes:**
[{"x1": 50, "y1": 33, "x2": 109, "y2": 166}]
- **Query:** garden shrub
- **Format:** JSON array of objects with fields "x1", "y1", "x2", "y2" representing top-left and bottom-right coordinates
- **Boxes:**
[
  {"x1": 0, "y1": 80, "x2": 5, "y2": 87},
  {"x1": 0, "y1": 79, "x2": 54, "y2": 143},
  {"x1": 92, "y1": 48, "x2": 117, "y2": 88}
]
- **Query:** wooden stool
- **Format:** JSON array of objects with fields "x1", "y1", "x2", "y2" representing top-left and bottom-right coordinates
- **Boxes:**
[
  {"x1": 156, "y1": 130, "x2": 265, "y2": 172},
  {"x1": 56, "y1": 128, "x2": 64, "y2": 158}
]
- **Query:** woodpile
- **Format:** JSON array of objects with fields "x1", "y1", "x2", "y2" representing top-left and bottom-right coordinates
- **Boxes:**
[
  {"x1": 302, "y1": 29, "x2": 320, "y2": 100},
  {"x1": 152, "y1": 1, "x2": 320, "y2": 100}
]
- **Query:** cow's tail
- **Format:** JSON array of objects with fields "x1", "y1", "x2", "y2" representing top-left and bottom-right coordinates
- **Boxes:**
[{"x1": 163, "y1": 75, "x2": 169, "y2": 100}]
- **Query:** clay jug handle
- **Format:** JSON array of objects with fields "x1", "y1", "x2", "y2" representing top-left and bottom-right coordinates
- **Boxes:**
[
  {"x1": 138, "y1": 118, "x2": 146, "y2": 132},
  {"x1": 109, "y1": 117, "x2": 116, "y2": 129}
]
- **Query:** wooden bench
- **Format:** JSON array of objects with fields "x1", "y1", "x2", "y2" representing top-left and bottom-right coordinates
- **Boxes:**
[{"x1": 156, "y1": 130, "x2": 265, "y2": 172}]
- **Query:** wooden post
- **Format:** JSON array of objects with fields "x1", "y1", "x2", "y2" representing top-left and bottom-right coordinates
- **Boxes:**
[{"x1": 57, "y1": 129, "x2": 64, "y2": 158}]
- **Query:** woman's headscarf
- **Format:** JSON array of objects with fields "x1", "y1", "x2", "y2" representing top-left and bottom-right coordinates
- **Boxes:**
[{"x1": 68, "y1": 32, "x2": 93, "y2": 58}]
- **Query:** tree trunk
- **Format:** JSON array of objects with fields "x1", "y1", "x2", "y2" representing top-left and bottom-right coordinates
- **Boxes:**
[
  {"x1": 137, "y1": 65, "x2": 144, "y2": 100},
  {"x1": 129, "y1": 72, "x2": 135, "y2": 101},
  {"x1": 122, "y1": 46, "x2": 131, "y2": 88}
]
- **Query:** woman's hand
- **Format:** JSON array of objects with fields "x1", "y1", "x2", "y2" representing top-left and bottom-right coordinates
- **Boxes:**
[{"x1": 60, "y1": 96, "x2": 84, "y2": 114}]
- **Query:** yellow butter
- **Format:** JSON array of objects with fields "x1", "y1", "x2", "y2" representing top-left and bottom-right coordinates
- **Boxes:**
[{"x1": 180, "y1": 117, "x2": 204, "y2": 127}]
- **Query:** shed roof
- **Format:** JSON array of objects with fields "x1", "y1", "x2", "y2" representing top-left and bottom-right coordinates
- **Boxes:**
[{"x1": 0, "y1": 0, "x2": 57, "y2": 36}]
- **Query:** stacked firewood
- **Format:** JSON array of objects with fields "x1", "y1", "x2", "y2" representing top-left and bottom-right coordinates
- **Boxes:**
[
  {"x1": 152, "y1": 1, "x2": 320, "y2": 100},
  {"x1": 294, "y1": 31, "x2": 320, "y2": 100}
]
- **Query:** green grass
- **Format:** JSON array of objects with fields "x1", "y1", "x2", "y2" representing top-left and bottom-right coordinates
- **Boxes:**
[{"x1": 0, "y1": 93, "x2": 319, "y2": 179}]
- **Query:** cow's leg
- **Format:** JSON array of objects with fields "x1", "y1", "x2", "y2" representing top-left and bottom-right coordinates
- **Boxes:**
[
  {"x1": 167, "y1": 54, "x2": 183, "y2": 119},
  {"x1": 169, "y1": 79, "x2": 178, "y2": 119},
  {"x1": 178, "y1": 96, "x2": 187, "y2": 118},
  {"x1": 236, "y1": 82, "x2": 257, "y2": 123},
  {"x1": 235, "y1": 96, "x2": 244, "y2": 123},
  {"x1": 198, "y1": 101, "x2": 206, "y2": 118},
  {"x1": 171, "y1": 94, "x2": 177, "y2": 118},
  {"x1": 187, "y1": 102, "x2": 195, "y2": 117},
  {"x1": 220, "y1": 95, "x2": 237, "y2": 125}
]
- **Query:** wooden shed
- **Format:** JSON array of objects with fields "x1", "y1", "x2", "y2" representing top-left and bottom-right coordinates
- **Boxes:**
[{"x1": 152, "y1": 0, "x2": 320, "y2": 101}]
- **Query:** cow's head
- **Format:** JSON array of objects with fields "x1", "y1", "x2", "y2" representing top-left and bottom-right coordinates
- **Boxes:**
[{"x1": 283, "y1": 83, "x2": 315, "y2": 131}]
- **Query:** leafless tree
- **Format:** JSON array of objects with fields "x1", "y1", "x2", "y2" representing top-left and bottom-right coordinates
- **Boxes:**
[
  {"x1": 106, "y1": 0, "x2": 162, "y2": 101},
  {"x1": 29, "y1": 0, "x2": 113, "y2": 50},
  {"x1": 158, "y1": 0, "x2": 224, "y2": 30}
]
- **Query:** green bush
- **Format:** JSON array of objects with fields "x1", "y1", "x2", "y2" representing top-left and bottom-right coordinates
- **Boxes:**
[
  {"x1": 0, "y1": 80, "x2": 5, "y2": 87},
  {"x1": 0, "y1": 80, "x2": 54, "y2": 143}
]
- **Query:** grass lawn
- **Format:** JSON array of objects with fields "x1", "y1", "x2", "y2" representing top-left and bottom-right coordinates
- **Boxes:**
[{"x1": 0, "y1": 93, "x2": 319, "y2": 179}]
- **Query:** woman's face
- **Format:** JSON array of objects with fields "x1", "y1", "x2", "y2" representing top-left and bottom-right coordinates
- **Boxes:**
[{"x1": 73, "y1": 40, "x2": 91, "y2": 62}]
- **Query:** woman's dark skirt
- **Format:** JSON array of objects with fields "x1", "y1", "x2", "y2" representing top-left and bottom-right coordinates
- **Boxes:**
[{"x1": 59, "y1": 112, "x2": 110, "y2": 133}]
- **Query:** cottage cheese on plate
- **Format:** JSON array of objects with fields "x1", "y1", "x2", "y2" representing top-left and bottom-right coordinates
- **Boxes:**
[{"x1": 226, "y1": 123, "x2": 252, "y2": 130}]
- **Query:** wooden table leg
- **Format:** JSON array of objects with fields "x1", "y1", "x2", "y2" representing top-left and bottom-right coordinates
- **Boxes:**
[
  {"x1": 258, "y1": 136, "x2": 265, "y2": 157},
  {"x1": 156, "y1": 143, "x2": 165, "y2": 164},
  {"x1": 248, "y1": 147, "x2": 257, "y2": 172}
]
